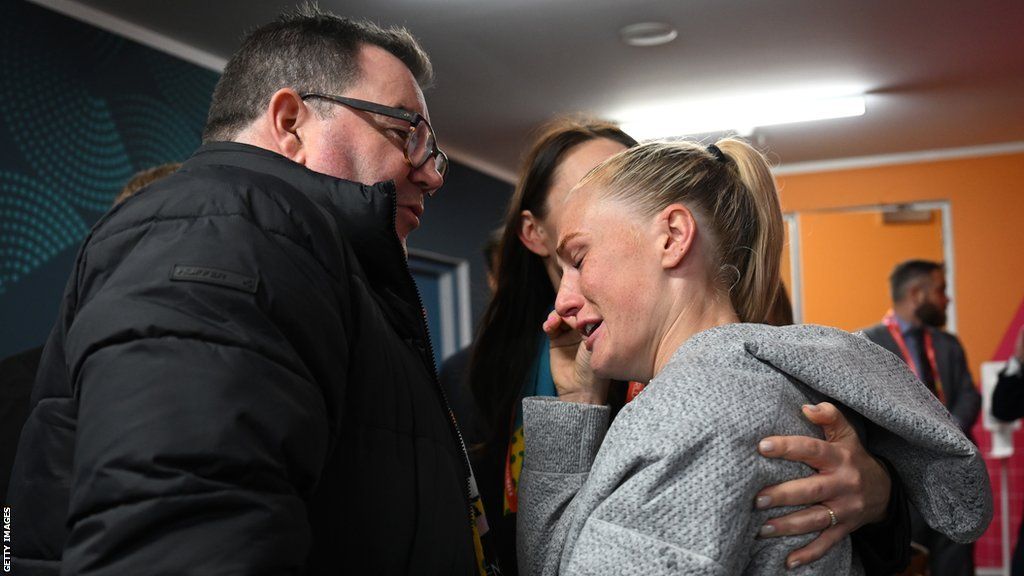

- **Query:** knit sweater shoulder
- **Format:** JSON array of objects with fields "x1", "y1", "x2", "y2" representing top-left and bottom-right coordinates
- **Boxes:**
[{"x1": 517, "y1": 323, "x2": 990, "y2": 576}]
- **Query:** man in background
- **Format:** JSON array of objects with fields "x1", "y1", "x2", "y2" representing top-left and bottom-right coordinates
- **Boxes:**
[{"x1": 863, "y1": 259, "x2": 980, "y2": 576}]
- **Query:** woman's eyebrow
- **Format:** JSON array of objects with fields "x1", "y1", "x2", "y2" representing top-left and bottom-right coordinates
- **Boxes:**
[{"x1": 556, "y1": 231, "x2": 583, "y2": 257}]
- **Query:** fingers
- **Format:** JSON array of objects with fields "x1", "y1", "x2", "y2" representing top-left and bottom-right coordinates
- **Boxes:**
[
  {"x1": 784, "y1": 525, "x2": 849, "y2": 570},
  {"x1": 798, "y1": 402, "x2": 838, "y2": 427},
  {"x1": 755, "y1": 401, "x2": 889, "y2": 571},
  {"x1": 756, "y1": 458, "x2": 882, "y2": 532},
  {"x1": 758, "y1": 402, "x2": 857, "y2": 469},
  {"x1": 758, "y1": 503, "x2": 835, "y2": 538},
  {"x1": 543, "y1": 309, "x2": 578, "y2": 333},
  {"x1": 800, "y1": 402, "x2": 857, "y2": 443},
  {"x1": 755, "y1": 474, "x2": 840, "y2": 510},
  {"x1": 542, "y1": 310, "x2": 564, "y2": 334},
  {"x1": 543, "y1": 311, "x2": 581, "y2": 347},
  {"x1": 758, "y1": 504, "x2": 850, "y2": 570},
  {"x1": 758, "y1": 435, "x2": 837, "y2": 470}
]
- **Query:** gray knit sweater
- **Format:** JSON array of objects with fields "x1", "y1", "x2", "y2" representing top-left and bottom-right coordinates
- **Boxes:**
[{"x1": 517, "y1": 323, "x2": 991, "y2": 575}]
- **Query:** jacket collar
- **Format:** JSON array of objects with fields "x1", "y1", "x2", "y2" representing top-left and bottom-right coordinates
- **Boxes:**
[{"x1": 182, "y1": 141, "x2": 417, "y2": 295}]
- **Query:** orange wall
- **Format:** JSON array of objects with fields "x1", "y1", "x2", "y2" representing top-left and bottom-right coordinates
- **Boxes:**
[
  {"x1": 777, "y1": 151, "x2": 1024, "y2": 373},
  {"x1": 798, "y1": 209, "x2": 943, "y2": 331}
]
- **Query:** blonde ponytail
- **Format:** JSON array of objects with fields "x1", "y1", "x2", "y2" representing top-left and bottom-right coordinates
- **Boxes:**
[
  {"x1": 579, "y1": 138, "x2": 784, "y2": 323},
  {"x1": 714, "y1": 138, "x2": 783, "y2": 323}
]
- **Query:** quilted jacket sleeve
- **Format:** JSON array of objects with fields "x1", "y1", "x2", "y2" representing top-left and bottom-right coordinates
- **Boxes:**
[{"x1": 58, "y1": 204, "x2": 349, "y2": 575}]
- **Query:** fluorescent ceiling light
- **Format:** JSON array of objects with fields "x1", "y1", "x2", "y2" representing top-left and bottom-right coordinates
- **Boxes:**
[{"x1": 617, "y1": 92, "x2": 866, "y2": 140}]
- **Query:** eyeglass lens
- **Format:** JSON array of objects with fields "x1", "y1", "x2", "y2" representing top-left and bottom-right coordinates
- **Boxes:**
[{"x1": 407, "y1": 120, "x2": 447, "y2": 178}]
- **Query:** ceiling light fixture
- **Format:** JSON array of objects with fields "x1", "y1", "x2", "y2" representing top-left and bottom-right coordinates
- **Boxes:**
[
  {"x1": 619, "y1": 22, "x2": 678, "y2": 47},
  {"x1": 617, "y1": 91, "x2": 866, "y2": 140}
]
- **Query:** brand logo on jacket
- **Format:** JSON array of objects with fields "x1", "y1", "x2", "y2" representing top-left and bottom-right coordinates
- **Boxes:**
[{"x1": 170, "y1": 264, "x2": 259, "y2": 294}]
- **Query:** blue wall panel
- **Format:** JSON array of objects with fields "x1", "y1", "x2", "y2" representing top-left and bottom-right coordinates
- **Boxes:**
[
  {"x1": 0, "y1": 1, "x2": 514, "y2": 359},
  {"x1": 0, "y1": 1, "x2": 218, "y2": 356}
]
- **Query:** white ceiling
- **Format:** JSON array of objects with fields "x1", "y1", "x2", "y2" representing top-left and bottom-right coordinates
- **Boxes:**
[{"x1": 41, "y1": 0, "x2": 1024, "y2": 182}]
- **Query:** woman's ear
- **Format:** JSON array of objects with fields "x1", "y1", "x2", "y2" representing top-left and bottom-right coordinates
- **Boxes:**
[
  {"x1": 518, "y1": 210, "x2": 551, "y2": 257},
  {"x1": 266, "y1": 88, "x2": 308, "y2": 163},
  {"x1": 659, "y1": 203, "x2": 697, "y2": 269}
]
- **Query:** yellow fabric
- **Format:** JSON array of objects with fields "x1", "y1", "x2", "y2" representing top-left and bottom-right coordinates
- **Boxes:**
[{"x1": 504, "y1": 425, "x2": 526, "y2": 515}]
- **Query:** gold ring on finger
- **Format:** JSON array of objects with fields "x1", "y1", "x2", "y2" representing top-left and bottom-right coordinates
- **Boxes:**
[{"x1": 821, "y1": 504, "x2": 838, "y2": 527}]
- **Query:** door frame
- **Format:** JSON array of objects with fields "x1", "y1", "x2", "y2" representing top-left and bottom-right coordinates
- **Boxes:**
[
  {"x1": 407, "y1": 248, "x2": 473, "y2": 362},
  {"x1": 784, "y1": 200, "x2": 956, "y2": 332}
]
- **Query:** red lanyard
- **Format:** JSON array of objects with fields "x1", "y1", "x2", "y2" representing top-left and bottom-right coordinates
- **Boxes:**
[
  {"x1": 882, "y1": 311, "x2": 945, "y2": 404},
  {"x1": 625, "y1": 381, "x2": 646, "y2": 402}
]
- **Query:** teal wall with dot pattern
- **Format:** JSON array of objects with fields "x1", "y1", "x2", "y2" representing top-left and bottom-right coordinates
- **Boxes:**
[{"x1": 0, "y1": 1, "x2": 219, "y2": 356}]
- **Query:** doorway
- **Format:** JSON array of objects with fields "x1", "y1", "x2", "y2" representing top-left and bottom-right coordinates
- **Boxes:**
[{"x1": 783, "y1": 201, "x2": 956, "y2": 332}]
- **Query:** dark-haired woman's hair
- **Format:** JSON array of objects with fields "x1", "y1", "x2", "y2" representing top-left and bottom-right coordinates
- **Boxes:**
[{"x1": 468, "y1": 117, "x2": 637, "y2": 440}]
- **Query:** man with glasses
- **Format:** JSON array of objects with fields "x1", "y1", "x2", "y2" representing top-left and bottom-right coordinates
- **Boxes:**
[{"x1": 8, "y1": 7, "x2": 490, "y2": 576}]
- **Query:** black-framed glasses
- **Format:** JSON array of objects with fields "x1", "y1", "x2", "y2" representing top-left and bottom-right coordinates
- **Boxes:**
[{"x1": 301, "y1": 92, "x2": 449, "y2": 182}]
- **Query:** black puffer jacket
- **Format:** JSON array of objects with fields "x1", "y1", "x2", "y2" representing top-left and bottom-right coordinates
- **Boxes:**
[{"x1": 8, "y1": 142, "x2": 478, "y2": 575}]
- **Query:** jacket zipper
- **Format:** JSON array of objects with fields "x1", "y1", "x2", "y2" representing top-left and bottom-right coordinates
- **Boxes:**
[{"x1": 387, "y1": 194, "x2": 478, "y2": 525}]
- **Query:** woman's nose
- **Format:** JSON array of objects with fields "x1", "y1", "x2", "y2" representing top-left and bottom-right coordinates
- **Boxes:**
[{"x1": 554, "y1": 275, "x2": 582, "y2": 319}]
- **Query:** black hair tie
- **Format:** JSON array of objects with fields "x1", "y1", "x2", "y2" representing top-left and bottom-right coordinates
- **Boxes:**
[{"x1": 707, "y1": 144, "x2": 728, "y2": 163}]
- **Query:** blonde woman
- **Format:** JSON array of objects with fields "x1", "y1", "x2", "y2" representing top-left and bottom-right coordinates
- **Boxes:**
[{"x1": 517, "y1": 140, "x2": 990, "y2": 574}]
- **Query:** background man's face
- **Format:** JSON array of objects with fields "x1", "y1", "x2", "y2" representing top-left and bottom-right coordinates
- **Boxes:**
[
  {"x1": 301, "y1": 44, "x2": 443, "y2": 249},
  {"x1": 914, "y1": 269, "x2": 950, "y2": 327}
]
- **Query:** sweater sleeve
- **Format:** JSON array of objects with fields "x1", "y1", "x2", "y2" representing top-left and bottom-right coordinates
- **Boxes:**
[
  {"x1": 517, "y1": 397, "x2": 610, "y2": 576},
  {"x1": 59, "y1": 210, "x2": 348, "y2": 575},
  {"x1": 518, "y1": 384, "x2": 852, "y2": 576}
]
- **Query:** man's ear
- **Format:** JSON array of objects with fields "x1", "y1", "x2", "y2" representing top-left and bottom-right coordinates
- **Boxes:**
[
  {"x1": 659, "y1": 203, "x2": 698, "y2": 269},
  {"x1": 266, "y1": 88, "x2": 309, "y2": 163},
  {"x1": 518, "y1": 210, "x2": 551, "y2": 257},
  {"x1": 908, "y1": 280, "x2": 927, "y2": 305}
]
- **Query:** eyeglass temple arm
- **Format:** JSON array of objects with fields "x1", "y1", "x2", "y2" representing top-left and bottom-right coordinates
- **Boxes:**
[{"x1": 301, "y1": 92, "x2": 418, "y2": 124}]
